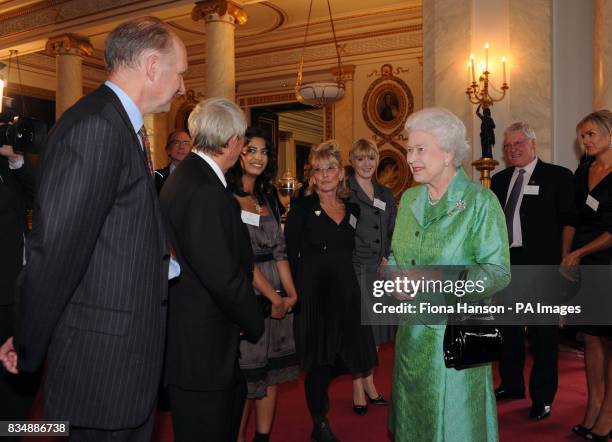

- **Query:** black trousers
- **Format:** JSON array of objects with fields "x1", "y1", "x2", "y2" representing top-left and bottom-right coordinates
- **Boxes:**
[
  {"x1": 305, "y1": 365, "x2": 341, "y2": 422},
  {"x1": 69, "y1": 406, "x2": 156, "y2": 442},
  {"x1": 499, "y1": 325, "x2": 558, "y2": 405},
  {"x1": 498, "y1": 247, "x2": 559, "y2": 405},
  {"x1": 0, "y1": 304, "x2": 41, "y2": 442},
  {"x1": 168, "y1": 378, "x2": 246, "y2": 442}
]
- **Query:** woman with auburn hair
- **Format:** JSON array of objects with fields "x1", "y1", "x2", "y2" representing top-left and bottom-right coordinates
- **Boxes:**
[
  {"x1": 562, "y1": 110, "x2": 612, "y2": 441},
  {"x1": 285, "y1": 141, "x2": 377, "y2": 442}
]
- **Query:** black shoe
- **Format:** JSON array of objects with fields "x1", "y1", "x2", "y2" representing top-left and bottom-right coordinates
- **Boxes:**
[
  {"x1": 494, "y1": 387, "x2": 525, "y2": 401},
  {"x1": 572, "y1": 424, "x2": 592, "y2": 438},
  {"x1": 352, "y1": 402, "x2": 368, "y2": 416},
  {"x1": 311, "y1": 419, "x2": 340, "y2": 442},
  {"x1": 366, "y1": 394, "x2": 389, "y2": 405},
  {"x1": 253, "y1": 432, "x2": 270, "y2": 442},
  {"x1": 586, "y1": 432, "x2": 610, "y2": 441},
  {"x1": 529, "y1": 403, "x2": 552, "y2": 420}
]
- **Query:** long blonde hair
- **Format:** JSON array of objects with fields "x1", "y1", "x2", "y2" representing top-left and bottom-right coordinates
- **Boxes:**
[{"x1": 308, "y1": 140, "x2": 350, "y2": 198}]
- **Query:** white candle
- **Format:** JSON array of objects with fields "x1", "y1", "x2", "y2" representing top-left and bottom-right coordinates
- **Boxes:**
[
  {"x1": 502, "y1": 56, "x2": 507, "y2": 84},
  {"x1": 470, "y1": 54, "x2": 475, "y2": 83},
  {"x1": 485, "y1": 42, "x2": 489, "y2": 72}
]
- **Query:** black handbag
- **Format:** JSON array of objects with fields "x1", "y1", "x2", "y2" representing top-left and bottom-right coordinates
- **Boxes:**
[{"x1": 443, "y1": 316, "x2": 502, "y2": 370}]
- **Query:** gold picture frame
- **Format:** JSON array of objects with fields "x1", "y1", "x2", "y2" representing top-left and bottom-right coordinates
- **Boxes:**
[{"x1": 362, "y1": 64, "x2": 414, "y2": 140}]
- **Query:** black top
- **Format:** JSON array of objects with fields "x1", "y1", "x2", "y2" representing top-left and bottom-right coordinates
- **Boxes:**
[
  {"x1": 572, "y1": 160, "x2": 612, "y2": 264},
  {"x1": 284, "y1": 193, "x2": 377, "y2": 372}
]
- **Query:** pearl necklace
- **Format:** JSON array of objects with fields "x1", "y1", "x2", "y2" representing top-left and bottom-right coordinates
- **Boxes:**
[{"x1": 427, "y1": 192, "x2": 441, "y2": 206}]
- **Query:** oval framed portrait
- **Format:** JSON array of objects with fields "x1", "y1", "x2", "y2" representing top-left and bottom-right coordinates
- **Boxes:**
[
  {"x1": 376, "y1": 147, "x2": 412, "y2": 200},
  {"x1": 362, "y1": 66, "x2": 414, "y2": 138}
]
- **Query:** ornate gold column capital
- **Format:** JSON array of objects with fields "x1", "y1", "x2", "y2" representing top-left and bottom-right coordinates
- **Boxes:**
[
  {"x1": 46, "y1": 33, "x2": 93, "y2": 57},
  {"x1": 192, "y1": 0, "x2": 247, "y2": 25},
  {"x1": 331, "y1": 64, "x2": 355, "y2": 82}
]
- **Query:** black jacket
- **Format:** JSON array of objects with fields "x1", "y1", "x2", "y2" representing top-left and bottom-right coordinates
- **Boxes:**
[
  {"x1": 160, "y1": 152, "x2": 264, "y2": 391},
  {"x1": 491, "y1": 159, "x2": 578, "y2": 264}
]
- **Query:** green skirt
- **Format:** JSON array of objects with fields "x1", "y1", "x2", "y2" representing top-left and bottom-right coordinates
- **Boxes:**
[{"x1": 389, "y1": 324, "x2": 499, "y2": 442}]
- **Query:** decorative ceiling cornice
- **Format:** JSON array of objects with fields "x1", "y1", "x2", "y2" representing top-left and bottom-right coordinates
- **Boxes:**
[{"x1": 0, "y1": 0, "x2": 193, "y2": 47}]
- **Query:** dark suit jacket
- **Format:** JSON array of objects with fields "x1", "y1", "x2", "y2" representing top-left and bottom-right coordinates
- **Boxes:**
[
  {"x1": 154, "y1": 164, "x2": 171, "y2": 194},
  {"x1": 160, "y1": 152, "x2": 263, "y2": 391},
  {"x1": 13, "y1": 85, "x2": 169, "y2": 429},
  {"x1": 491, "y1": 159, "x2": 578, "y2": 264},
  {"x1": 0, "y1": 157, "x2": 34, "y2": 307}
]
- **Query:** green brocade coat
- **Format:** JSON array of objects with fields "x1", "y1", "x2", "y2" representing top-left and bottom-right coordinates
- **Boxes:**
[{"x1": 388, "y1": 168, "x2": 510, "y2": 442}]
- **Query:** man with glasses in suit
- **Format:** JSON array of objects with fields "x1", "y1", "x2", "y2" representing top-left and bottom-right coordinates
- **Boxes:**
[{"x1": 155, "y1": 130, "x2": 192, "y2": 193}]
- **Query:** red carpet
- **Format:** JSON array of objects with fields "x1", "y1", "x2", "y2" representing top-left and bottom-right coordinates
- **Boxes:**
[{"x1": 24, "y1": 343, "x2": 588, "y2": 441}]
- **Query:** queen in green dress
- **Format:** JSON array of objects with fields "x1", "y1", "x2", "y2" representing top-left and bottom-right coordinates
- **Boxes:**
[{"x1": 388, "y1": 108, "x2": 511, "y2": 442}]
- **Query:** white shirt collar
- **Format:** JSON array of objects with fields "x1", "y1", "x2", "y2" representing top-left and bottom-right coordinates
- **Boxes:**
[
  {"x1": 192, "y1": 150, "x2": 227, "y2": 188},
  {"x1": 514, "y1": 156, "x2": 538, "y2": 175}
]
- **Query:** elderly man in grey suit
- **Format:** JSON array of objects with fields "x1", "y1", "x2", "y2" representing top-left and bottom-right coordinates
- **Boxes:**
[{"x1": 0, "y1": 16, "x2": 187, "y2": 441}]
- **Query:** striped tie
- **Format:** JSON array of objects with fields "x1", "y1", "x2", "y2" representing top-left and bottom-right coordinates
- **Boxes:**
[
  {"x1": 504, "y1": 168, "x2": 525, "y2": 244},
  {"x1": 138, "y1": 125, "x2": 154, "y2": 176}
]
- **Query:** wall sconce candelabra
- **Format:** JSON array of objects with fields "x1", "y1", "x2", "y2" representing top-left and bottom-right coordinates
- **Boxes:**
[{"x1": 467, "y1": 43, "x2": 509, "y2": 188}]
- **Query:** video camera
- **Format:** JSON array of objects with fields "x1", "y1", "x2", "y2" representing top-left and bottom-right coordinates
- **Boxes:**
[{"x1": 0, "y1": 114, "x2": 47, "y2": 155}]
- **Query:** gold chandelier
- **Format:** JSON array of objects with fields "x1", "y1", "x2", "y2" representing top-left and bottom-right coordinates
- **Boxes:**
[{"x1": 295, "y1": 0, "x2": 345, "y2": 107}]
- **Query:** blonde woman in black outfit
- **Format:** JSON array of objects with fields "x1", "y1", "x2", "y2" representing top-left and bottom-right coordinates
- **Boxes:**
[
  {"x1": 285, "y1": 141, "x2": 377, "y2": 442},
  {"x1": 562, "y1": 110, "x2": 612, "y2": 441}
]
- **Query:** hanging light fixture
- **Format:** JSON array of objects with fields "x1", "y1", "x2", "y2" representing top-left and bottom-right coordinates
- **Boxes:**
[
  {"x1": 0, "y1": 50, "x2": 24, "y2": 114},
  {"x1": 295, "y1": 0, "x2": 345, "y2": 107}
]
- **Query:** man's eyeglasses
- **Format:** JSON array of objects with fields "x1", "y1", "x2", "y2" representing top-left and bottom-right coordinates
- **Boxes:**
[
  {"x1": 170, "y1": 140, "x2": 191, "y2": 147},
  {"x1": 503, "y1": 139, "x2": 528, "y2": 149}
]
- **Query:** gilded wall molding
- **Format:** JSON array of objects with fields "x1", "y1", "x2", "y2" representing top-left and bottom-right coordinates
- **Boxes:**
[
  {"x1": 5, "y1": 83, "x2": 55, "y2": 101},
  {"x1": 236, "y1": 30, "x2": 420, "y2": 74}
]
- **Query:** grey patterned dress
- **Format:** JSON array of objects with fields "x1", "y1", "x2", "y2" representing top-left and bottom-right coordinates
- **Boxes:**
[{"x1": 239, "y1": 207, "x2": 299, "y2": 399}]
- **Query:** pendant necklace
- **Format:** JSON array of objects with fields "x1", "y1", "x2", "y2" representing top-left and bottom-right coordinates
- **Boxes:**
[{"x1": 251, "y1": 195, "x2": 262, "y2": 214}]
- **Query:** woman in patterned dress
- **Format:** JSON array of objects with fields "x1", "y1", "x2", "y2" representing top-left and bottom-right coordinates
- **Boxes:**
[{"x1": 227, "y1": 127, "x2": 299, "y2": 442}]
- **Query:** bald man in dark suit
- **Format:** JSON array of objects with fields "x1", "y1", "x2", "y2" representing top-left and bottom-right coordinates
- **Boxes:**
[{"x1": 1, "y1": 16, "x2": 187, "y2": 441}]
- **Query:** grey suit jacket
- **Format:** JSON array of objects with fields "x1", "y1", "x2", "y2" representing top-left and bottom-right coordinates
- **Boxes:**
[
  {"x1": 14, "y1": 85, "x2": 169, "y2": 429},
  {"x1": 348, "y1": 176, "x2": 397, "y2": 265}
]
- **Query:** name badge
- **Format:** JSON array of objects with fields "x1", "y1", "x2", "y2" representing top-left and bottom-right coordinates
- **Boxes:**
[
  {"x1": 523, "y1": 185, "x2": 539, "y2": 195},
  {"x1": 241, "y1": 210, "x2": 260, "y2": 227},
  {"x1": 586, "y1": 194, "x2": 599, "y2": 212},
  {"x1": 373, "y1": 198, "x2": 386, "y2": 211},
  {"x1": 349, "y1": 214, "x2": 357, "y2": 229}
]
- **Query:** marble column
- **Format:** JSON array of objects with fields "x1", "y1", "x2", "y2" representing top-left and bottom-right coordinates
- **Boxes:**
[
  {"x1": 423, "y1": 0, "x2": 477, "y2": 174},
  {"x1": 46, "y1": 33, "x2": 93, "y2": 118},
  {"x1": 594, "y1": 0, "x2": 612, "y2": 110},
  {"x1": 509, "y1": 0, "x2": 552, "y2": 161},
  {"x1": 193, "y1": 0, "x2": 247, "y2": 101},
  {"x1": 331, "y1": 65, "x2": 355, "y2": 163}
]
